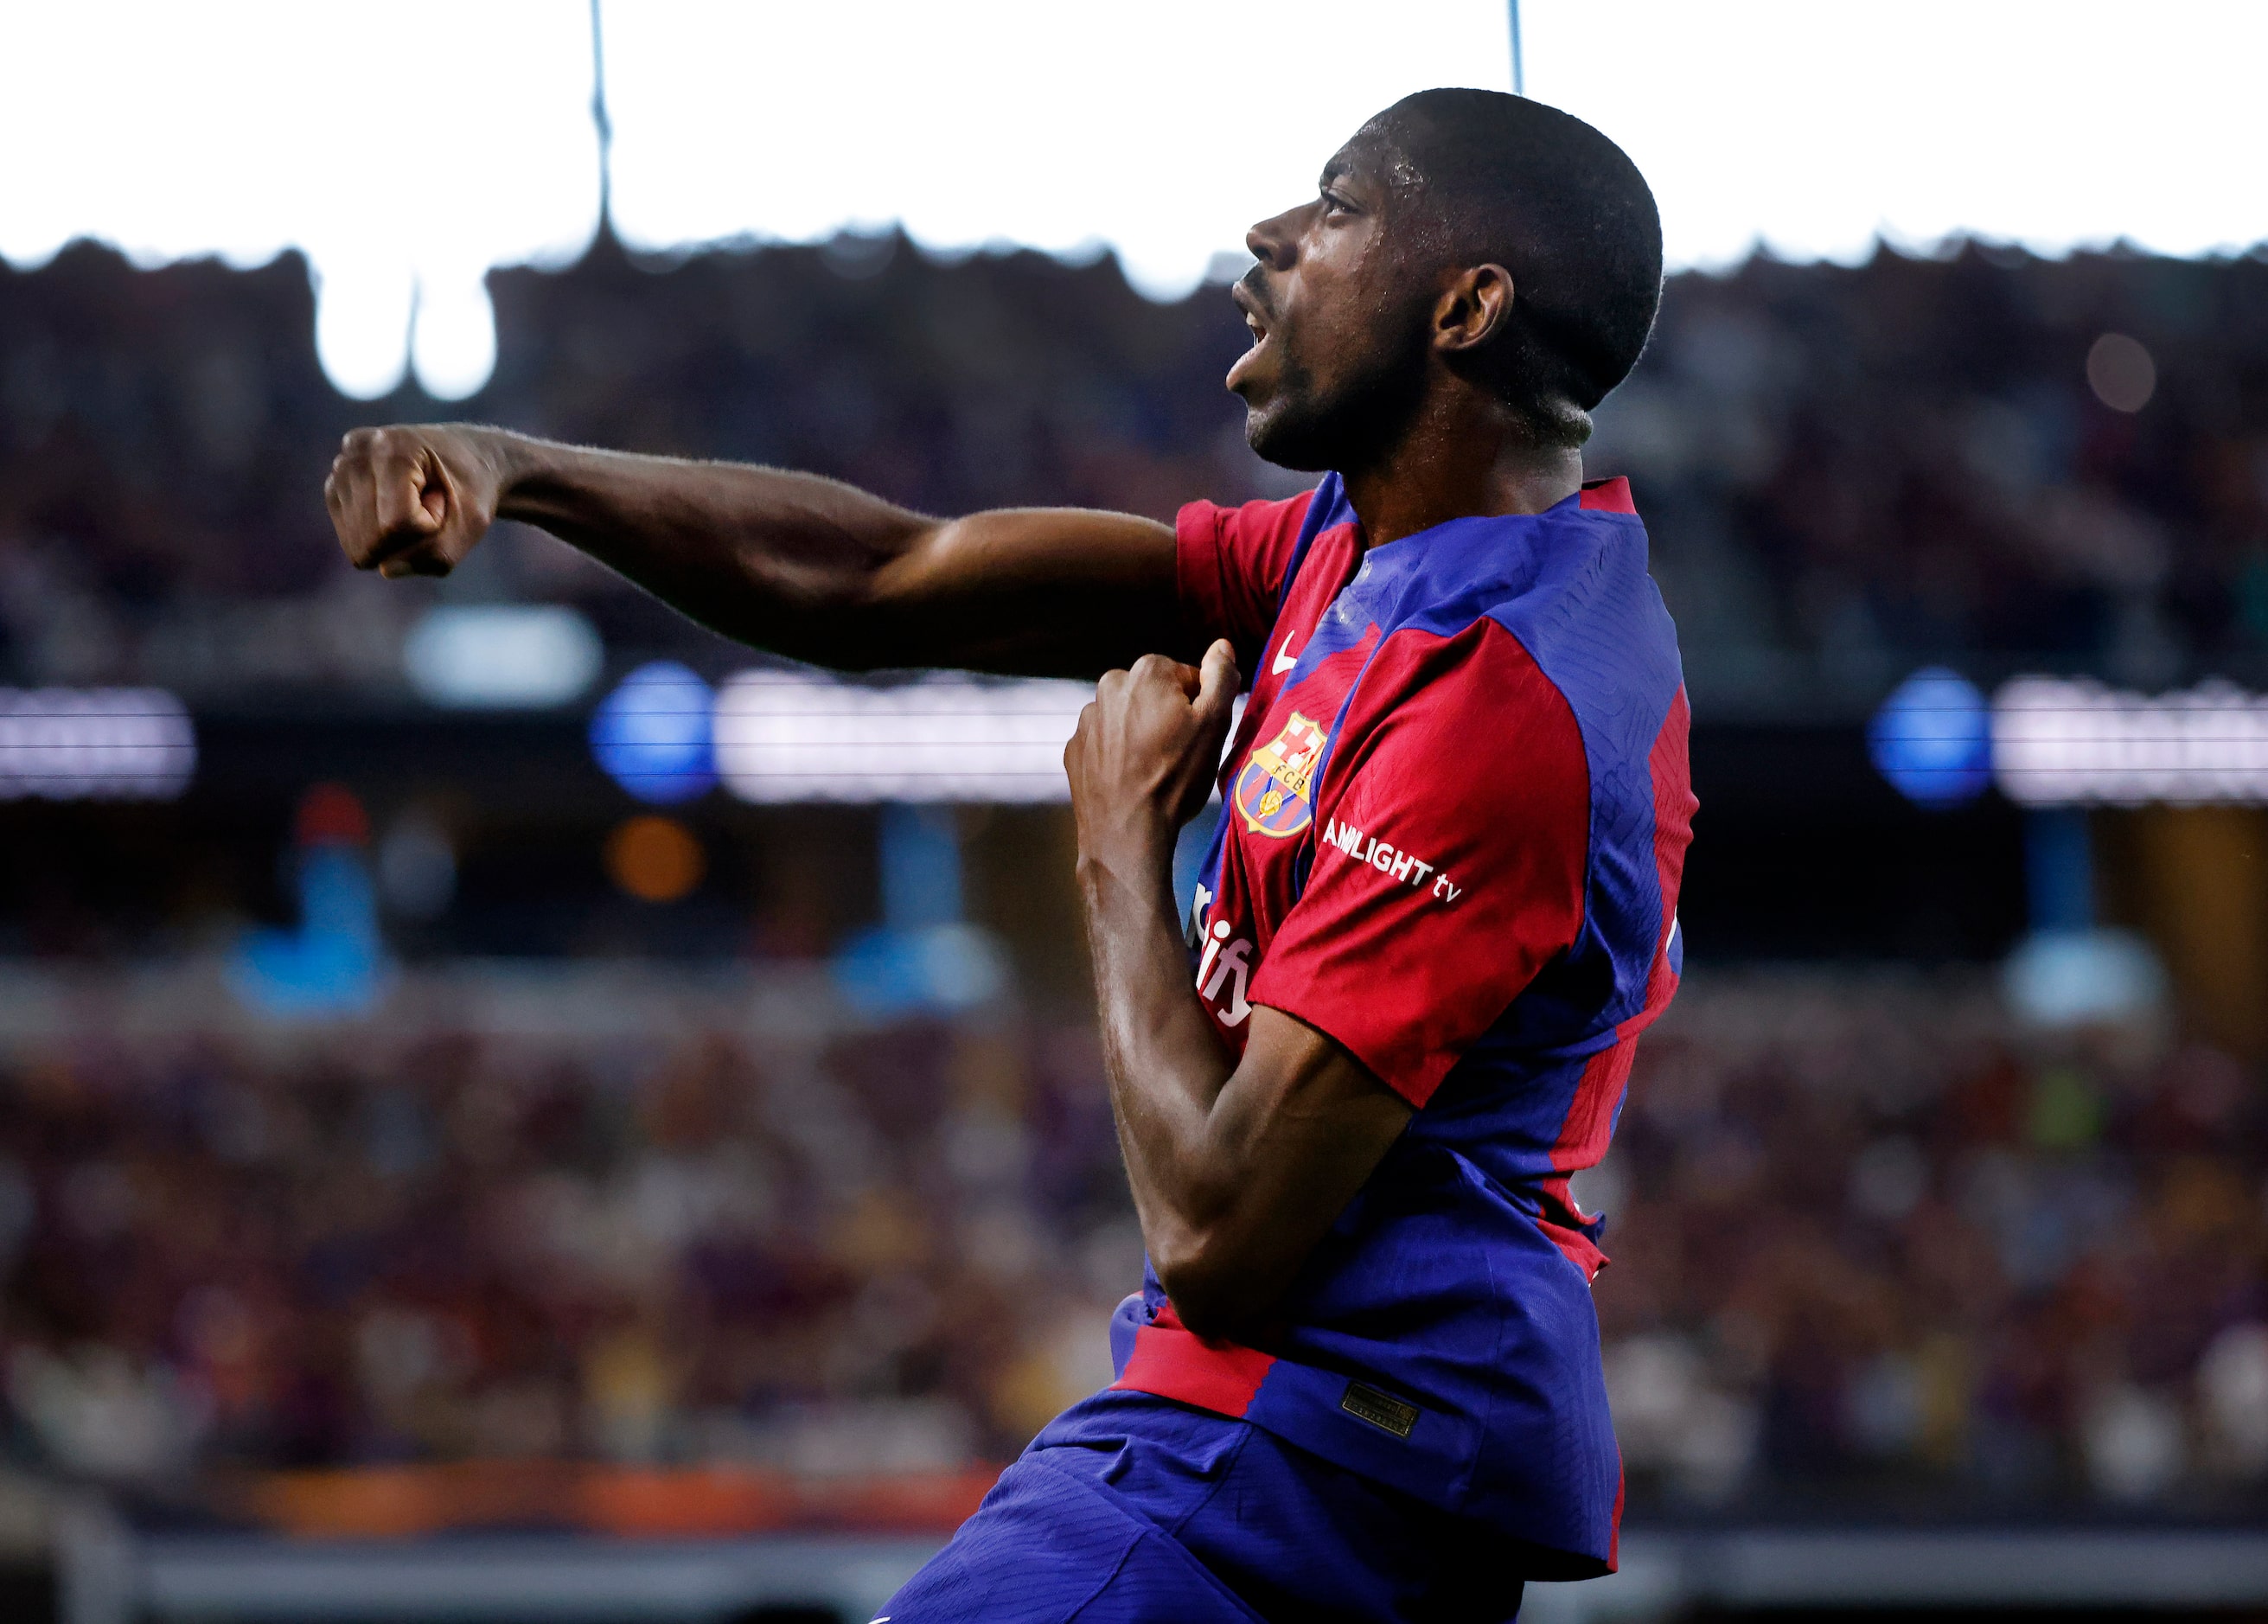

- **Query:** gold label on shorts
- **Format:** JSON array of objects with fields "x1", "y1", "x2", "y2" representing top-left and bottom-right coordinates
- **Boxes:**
[{"x1": 1340, "y1": 1382, "x2": 1419, "y2": 1439}]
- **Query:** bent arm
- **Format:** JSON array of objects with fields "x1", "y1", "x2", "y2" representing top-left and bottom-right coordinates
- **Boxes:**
[
  {"x1": 1079, "y1": 845, "x2": 1413, "y2": 1341},
  {"x1": 1062, "y1": 647, "x2": 1412, "y2": 1339},
  {"x1": 498, "y1": 438, "x2": 1185, "y2": 675},
  {"x1": 328, "y1": 425, "x2": 1189, "y2": 679}
]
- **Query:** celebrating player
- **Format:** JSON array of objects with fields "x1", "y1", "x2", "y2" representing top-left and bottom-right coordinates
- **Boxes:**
[{"x1": 327, "y1": 88, "x2": 1692, "y2": 1624}]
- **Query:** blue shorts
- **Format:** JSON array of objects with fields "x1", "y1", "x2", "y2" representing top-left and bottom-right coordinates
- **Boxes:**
[{"x1": 874, "y1": 1391, "x2": 1524, "y2": 1623}]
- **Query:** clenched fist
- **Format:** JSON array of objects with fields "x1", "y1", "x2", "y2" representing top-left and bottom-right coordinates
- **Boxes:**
[
  {"x1": 325, "y1": 424, "x2": 510, "y2": 579},
  {"x1": 1065, "y1": 641, "x2": 1241, "y2": 873}
]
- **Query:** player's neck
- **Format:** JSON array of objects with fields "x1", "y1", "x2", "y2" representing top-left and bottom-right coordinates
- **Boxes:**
[{"x1": 1338, "y1": 394, "x2": 1583, "y2": 548}]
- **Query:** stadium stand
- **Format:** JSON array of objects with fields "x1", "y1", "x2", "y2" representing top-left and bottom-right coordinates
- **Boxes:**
[
  {"x1": 2, "y1": 236, "x2": 2265, "y2": 705},
  {"x1": 0, "y1": 963, "x2": 2258, "y2": 1524}
]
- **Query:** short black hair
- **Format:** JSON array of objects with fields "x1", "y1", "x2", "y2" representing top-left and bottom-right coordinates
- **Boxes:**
[{"x1": 1371, "y1": 88, "x2": 1663, "y2": 444}]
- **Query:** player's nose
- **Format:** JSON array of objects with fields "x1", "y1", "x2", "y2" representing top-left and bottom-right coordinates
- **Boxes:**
[{"x1": 1245, "y1": 207, "x2": 1300, "y2": 272}]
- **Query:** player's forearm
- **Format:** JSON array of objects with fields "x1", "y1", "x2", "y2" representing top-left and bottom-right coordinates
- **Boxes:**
[
  {"x1": 331, "y1": 423, "x2": 1187, "y2": 677},
  {"x1": 1078, "y1": 843, "x2": 1263, "y2": 1327},
  {"x1": 1064, "y1": 648, "x2": 1406, "y2": 1340},
  {"x1": 486, "y1": 431, "x2": 934, "y2": 668}
]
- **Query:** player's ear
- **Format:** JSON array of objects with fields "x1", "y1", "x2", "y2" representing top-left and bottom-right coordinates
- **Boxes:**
[{"x1": 1433, "y1": 264, "x2": 1513, "y2": 355}]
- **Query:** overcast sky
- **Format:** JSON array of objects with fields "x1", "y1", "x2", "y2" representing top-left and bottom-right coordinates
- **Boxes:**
[{"x1": 3, "y1": 0, "x2": 2261, "y2": 399}]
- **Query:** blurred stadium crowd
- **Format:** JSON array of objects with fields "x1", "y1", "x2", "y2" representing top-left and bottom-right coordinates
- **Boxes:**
[
  {"x1": 0, "y1": 975, "x2": 1136, "y2": 1488},
  {"x1": 0, "y1": 973, "x2": 2260, "y2": 1518},
  {"x1": 3, "y1": 231, "x2": 2266, "y2": 1527},
  {"x1": 2, "y1": 233, "x2": 2266, "y2": 706},
  {"x1": 1596, "y1": 976, "x2": 2266, "y2": 1514}
]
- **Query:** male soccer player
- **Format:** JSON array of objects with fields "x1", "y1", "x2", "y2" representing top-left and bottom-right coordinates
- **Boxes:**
[{"x1": 328, "y1": 89, "x2": 1690, "y2": 1623}]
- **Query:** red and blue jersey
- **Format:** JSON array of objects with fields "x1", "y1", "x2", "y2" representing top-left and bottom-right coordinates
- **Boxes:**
[{"x1": 1102, "y1": 472, "x2": 1694, "y2": 1576}]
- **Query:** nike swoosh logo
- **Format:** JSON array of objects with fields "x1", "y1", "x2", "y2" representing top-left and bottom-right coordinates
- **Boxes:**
[{"x1": 1272, "y1": 637, "x2": 1300, "y2": 675}]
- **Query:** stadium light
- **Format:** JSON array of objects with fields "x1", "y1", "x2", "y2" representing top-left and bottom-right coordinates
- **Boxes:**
[
  {"x1": 0, "y1": 688, "x2": 195, "y2": 800},
  {"x1": 591, "y1": 661, "x2": 717, "y2": 804},
  {"x1": 1868, "y1": 667, "x2": 1991, "y2": 809},
  {"x1": 713, "y1": 669, "x2": 1090, "y2": 803},
  {"x1": 404, "y1": 604, "x2": 604, "y2": 709},
  {"x1": 1991, "y1": 675, "x2": 2268, "y2": 807}
]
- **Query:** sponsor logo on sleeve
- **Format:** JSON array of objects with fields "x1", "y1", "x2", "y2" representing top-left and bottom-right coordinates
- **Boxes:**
[{"x1": 1319, "y1": 817, "x2": 1460, "y2": 902}]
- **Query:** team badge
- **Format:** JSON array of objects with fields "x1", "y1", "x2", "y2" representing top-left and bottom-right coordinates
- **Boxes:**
[{"x1": 1233, "y1": 710, "x2": 1324, "y2": 838}]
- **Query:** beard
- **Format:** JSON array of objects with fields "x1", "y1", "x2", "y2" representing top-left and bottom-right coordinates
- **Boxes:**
[{"x1": 1240, "y1": 314, "x2": 1432, "y2": 476}]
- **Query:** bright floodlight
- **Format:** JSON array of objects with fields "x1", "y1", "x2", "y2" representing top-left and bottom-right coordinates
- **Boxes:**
[
  {"x1": 714, "y1": 669, "x2": 1091, "y2": 803},
  {"x1": 405, "y1": 604, "x2": 604, "y2": 709},
  {"x1": 1869, "y1": 667, "x2": 1991, "y2": 809},
  {"x1": 1991, "y1": 676, "x2": 2268, "y2": 806},
  {"x1": 591, "y1": 661, "x2": 716, "y2": 804},
  {"x1": 0, "y1": 688, "x2": 196, "y2": 800}
]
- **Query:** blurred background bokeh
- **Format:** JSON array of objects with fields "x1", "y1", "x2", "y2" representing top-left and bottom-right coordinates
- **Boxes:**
[{"x1": 3, "y1": 2, "x2": 2266, "y2": 1620}]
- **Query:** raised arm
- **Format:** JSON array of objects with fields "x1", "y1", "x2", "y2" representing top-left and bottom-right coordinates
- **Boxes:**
[{"x1": 324, "y1": 425, "x2": 1189, "y2": 679}]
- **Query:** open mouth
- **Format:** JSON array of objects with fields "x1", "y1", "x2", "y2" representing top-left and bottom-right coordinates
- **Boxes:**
[
  {"x1": 1232, "y1": 279, "x2": 1273, "y2": 346},
  {"x1": 1228, "y1": 283, "x2": 1275, "y2": 391}
]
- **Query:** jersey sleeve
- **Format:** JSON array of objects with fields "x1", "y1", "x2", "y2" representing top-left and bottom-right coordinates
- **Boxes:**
[
  {"x1": 1175, "y1": 490, "x2": 1315, "y2": 680},
  {"x1": 1247, "y1": 620, "x2": 1591, "y2": 1108}
]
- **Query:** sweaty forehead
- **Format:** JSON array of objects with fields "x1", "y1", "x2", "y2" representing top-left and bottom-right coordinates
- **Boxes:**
[{"x1": 1325, "y1": 123, "x2": 1426, "y2": 197}]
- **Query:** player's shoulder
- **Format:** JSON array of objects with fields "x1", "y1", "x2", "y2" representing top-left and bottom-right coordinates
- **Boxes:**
[
  {"x1": 1179, "y1": 481, "x2": 1334, "y2": 555},
  {"x1": 1357, "y1": 612, "x2": 1587, "y2": 791},
  {"x1": 1485, "y1": 481, "x2": 1683, "y2": 723},
  {"x1": 1377, "y1": 481, "x2": 1662, "y2": 668},
  {"x1": 1359, "y1": 480, "x2": 1679, "y2": 764}
]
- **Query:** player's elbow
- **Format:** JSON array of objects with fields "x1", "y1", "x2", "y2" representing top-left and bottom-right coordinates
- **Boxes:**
[
  {"x1": 756, "y1": 581, "x2": 892, "y2": 673},
  {"x1": 726, "y1": 521, "x2": 940, "y2": 674},
  {"x1": 1153, "y1": 1230, "x2": 1273, "y2": 1343}
]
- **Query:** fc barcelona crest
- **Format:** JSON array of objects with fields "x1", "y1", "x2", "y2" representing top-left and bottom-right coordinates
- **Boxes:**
[{"x1": 1233, "y1": 710, "x2": 1324, "y2": 838}]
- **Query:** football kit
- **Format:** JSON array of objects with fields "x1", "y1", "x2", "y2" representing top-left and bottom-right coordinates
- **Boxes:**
[{"x1": 885, "y1": 474, "x2": 1694, "y2": 1621}]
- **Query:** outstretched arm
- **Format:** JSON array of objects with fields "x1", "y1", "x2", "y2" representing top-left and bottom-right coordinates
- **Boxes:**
[
  {"x1": 324, "y1": 425, "x2": 1188, "y2": 679},
  {"x1": 1064, "y1": 645, "x2": 1413, "y2": 1341}
]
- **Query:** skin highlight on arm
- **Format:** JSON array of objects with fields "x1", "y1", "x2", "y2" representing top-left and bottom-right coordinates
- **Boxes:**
[
  {"x1": 1065, "y1": 644, "x2": 1412, "y2": 1342},
  {"x1": 324, "y1": 425, "x2": 1187, "y2": 680}
]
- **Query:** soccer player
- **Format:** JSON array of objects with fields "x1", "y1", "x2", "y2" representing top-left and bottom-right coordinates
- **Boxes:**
[{"x1": 327, "y1": 88, "x2": 1690, "y2": 1624}]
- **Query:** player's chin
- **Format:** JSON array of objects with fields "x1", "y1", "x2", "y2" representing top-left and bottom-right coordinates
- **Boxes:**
[{"x1": 1243, "y1": 400, "x2": 1337, "y2": 473}]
